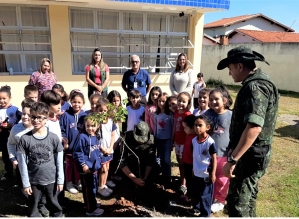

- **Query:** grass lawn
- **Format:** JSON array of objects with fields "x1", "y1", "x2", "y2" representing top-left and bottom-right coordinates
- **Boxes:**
[{"x1": 0, "y1": 88, "x2": 299, "y2": 217}]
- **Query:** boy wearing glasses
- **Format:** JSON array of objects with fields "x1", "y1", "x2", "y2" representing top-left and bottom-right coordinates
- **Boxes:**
[
  {"x1": 192, "y1": 73, "x2": 206, "y2": 109},
  {"x1": 121, "y1": 54, "x2": 152, "y2": 106},
  {"x1": 17, "y1": 102, "x2": 64, "y2": 217}
]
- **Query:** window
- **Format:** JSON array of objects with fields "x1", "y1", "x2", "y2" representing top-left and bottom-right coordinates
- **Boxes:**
[
  {"x1": 70, "y1": 8, "x2": 190, "y2": 74},
  {"x1": 0, "y1": 5, "x2": 51, "y2": 74}
]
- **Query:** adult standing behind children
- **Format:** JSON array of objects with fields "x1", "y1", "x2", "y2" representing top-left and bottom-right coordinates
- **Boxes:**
[
  {"x1": 28, "y1": 58, "x2": 57, "y2": 99},
  {"x1": 169, "y1": 53, "x2": 193, "y2": 96},
  {"x1": 218, "y1": 46, "x2": 279, "y2": 217},
  {"x1": 121, "y1": 55, "x2": 152, "y2": 106},
  {"x1": 85, "y1": 48, "x2": 110, "y2": 98}
]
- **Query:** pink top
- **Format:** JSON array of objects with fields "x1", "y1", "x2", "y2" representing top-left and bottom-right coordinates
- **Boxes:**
[
  {"x1": 145, "y1": 105, "x2": 156, "y2": 134},
  {"x1": 28, "y1": 71, "x2": 57, "y2": 98}
]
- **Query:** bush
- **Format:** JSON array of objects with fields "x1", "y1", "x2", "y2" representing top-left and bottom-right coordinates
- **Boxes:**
[{"x1": 206, "y1": 77, "x2": 224, "y2": 87}]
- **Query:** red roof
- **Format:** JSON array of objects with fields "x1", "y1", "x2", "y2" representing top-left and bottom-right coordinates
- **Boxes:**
[
  {"x1": 230, "y1": 29, "x2": 299, "y2": 43},
  {"x1": 204, "y1": 13, "x2": 295, "y2": 32}
]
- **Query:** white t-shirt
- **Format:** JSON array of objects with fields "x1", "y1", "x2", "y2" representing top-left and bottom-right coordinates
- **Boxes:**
[
  {"x1": 126, "y1": 105, "x2": 145, "y2": 131},
  {"x1": 192, "y1": 135, "x2": 217, "y2": 178},
  {"x1": 100, "y1": 118, "x2": 117, "y2": 154},
  {"x1": 193, "y1": 81, "x2": 204, "y2": 98},
  {"x1": 46, "y1": 117, "x2": 62, "y2": 142}
]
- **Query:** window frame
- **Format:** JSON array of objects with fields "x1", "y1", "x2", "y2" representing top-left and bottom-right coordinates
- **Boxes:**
[
  {"x1": 69, "y1": 8, "x2": 191, "y2": 75},
  {"x1": 0, "y1": 4, "x2": 51, "y2": 75}
]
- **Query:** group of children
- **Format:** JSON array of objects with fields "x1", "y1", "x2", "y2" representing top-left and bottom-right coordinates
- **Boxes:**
[{"x1": 0, "y1": 72, "x2": 234, "y2": 217}]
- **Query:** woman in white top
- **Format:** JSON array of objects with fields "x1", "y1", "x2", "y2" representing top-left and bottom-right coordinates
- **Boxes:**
[{"x1": 169, "y1": 53, "x2": 193, "y2": 96}]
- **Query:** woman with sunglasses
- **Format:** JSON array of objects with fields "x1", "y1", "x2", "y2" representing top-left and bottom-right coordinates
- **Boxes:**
[
  {"x1": 85, "y1": 48, "x2": 110, "y2": 98},
  {"x1": 28, "y1": 58, "x2": 57, "y2": 100}
]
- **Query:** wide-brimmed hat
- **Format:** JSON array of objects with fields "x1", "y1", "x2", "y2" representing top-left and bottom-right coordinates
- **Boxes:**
[
  {"x1": 133, "y1": 121, "x2": 150, "y2": 143},
  {"x1": 217, "y1": 46, "x2": 270, "y2": 70}
]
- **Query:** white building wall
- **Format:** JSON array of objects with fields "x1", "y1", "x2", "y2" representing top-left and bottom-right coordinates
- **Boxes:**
[
  {"x1": 201, "y1": 43, "x2": 299, "y2": 92},
  {"x1": 204, "y1": 27, "x2": 226, "y2": 38},
  {"x1": 229, "y1": 33, "x2": 261, "y2": 44}
]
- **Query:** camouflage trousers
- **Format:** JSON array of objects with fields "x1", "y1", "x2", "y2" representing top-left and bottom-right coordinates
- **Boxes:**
[{"x1": 226, "y1": 147, "x2": 272, "y2": 217}]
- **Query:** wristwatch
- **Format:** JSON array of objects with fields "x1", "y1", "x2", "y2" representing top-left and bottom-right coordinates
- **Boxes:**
[{"x1": 227, "y1": 155, "x2": 238, "y2": 165}]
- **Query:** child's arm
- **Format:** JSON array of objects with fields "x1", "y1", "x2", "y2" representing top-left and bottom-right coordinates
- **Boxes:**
[
  {"x1": 209, "y1": 142, "x2": 217, "y2": 183},
  {"x1": 210, "y1": 153, "x2": 217, "y2": 183},
  {"x1": 7, "y1": 127, "x2": 19, "y2": 169},
  {"x1": 73, "y1": 136, "x2": 90, "y2": 173},
  {"x1": 171, "y1": 116, "x2": 177, "y2": 148},
  {"x1": 145, "y1": 106, "x2": 150, "y2": 126},
  {"x1": 16, "y1": 137, "x2": 31, "y2": 195},
  {"x1": 201, "y1": 78, "x2": 206, "y2": 88},
  {"x1": 53, "y1": 137, "x2": 64, "y2": 192},
  {"x1": 55, "y1": 150, "x2": 64, "y2": 192},
  {"x1": 107, "y1": 129, "x2": 115, "y2": 154}
]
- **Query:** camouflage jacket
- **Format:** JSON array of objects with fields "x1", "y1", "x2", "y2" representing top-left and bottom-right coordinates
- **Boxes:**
[{"x1": 228, "y1": 68, "x2": 279, "y2": 149}]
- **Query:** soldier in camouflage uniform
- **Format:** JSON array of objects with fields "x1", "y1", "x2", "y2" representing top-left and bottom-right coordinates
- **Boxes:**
[
  {"x1": 119, "y1": 121, "x2": 156, "y2": 188},
  {"x1": 217, "y1": 46, "x2": 279, "y2": 217}
]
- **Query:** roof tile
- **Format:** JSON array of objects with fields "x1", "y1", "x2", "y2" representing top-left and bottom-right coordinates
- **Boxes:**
[{"x1": 233, "y1": 29, "x2": 299, "y2": 43}]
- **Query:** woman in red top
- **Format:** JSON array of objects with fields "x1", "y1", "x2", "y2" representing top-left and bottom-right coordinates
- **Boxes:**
[
  {"x1": 28, "y1": 58, "x2": 57, "y2": 99},
  {"x1": 85, "y1": 48, "x2": 110, "y2": 98}
]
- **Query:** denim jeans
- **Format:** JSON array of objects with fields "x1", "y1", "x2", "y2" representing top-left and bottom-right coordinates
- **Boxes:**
[{"x1": 155, "y1": 138, "x2": 171, "y2": 177}]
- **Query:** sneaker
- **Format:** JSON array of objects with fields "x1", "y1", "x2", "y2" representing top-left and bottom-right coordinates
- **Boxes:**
[
  {"x1": 179, "y1": 185, "x2": 187, "y2": 195},
  {"x1": 39, "y1": 206, "x2": 50, "y2": 217},
  {"x1": 111, "y1": 175, "x2": 122, "y2": 181},
  {"x1": 211, "y1": 201, "x2": 225, "y2": 213},
  {"x1": 187, "y1": 208, "x2": 201, "y2": 216},
  {"x1": 86, "y1": 208, "x2": 104, "y2": 216},
  {"x1": 66, "y1": 182, "x2": 78, "y2": 194},
  {"x1": 104, "y1": 185, "x2": 113, "y2": 194},
  {"x1": 97, "y1": 187, "x2": 111, "y2": 197},
  {"x1": 106, "y1": 180, "x2": 116, "y2": 188},
  {"x1": 75, "y1": 181, "x2": 82, "y2": 192}
]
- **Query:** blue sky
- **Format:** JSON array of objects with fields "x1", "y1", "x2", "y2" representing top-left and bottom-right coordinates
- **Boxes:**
[{"x1": 204, "y1": 0, "x2": 299, "y2": 32}]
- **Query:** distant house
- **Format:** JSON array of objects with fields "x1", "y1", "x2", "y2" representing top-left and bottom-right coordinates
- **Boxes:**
[
  {"x1": 204, "y1": 13, "x2": 294, "y2": 38},
  {"x1": 203, "y1": 33, "x2": 220, "y2": 45},
  {"x1": 228, "y1": 29, "x2": 299, "y2": 43}
]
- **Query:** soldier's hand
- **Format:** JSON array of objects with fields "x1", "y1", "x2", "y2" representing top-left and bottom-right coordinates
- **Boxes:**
[
  {"x1": 134, "y1": 178, "x2": 145, "y2": 187},
  {"x1": 223, "y1": 162, "x2": 236, "y2": 178}
]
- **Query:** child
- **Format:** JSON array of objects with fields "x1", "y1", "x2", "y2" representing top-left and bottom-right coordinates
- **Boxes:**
[
  {"x1": 192, "y1": 73, "x2": 206, "y2": 109},
  {"x1": 126, "y1": 89, "x2": 145, "y2": 131},
  {"x1": 96, "y1": 98, "x2": 117, "y2": 197},
  {"x1": 52, "y1": 84, "x2": 71, "y2": 113},
  {"x1": 16, "y1": 102, "x2": 64, "y2": 217},
  {"x1": 24, "y1": 85, "x2": 38, "y2": 102},
  {"x1": 41, "y1": 90, "x2": 62, "y2": 141},
  {"x1": 193, "y1": 88, "x2": 211, "y2": 116},
  {"x1": 0, "y1": 86, "x2": 21, "y2": 181},
  {"x1": 167, "y1": 95, "x2": 177, "y2": 113},
  {"x1": 172, "y1": 92, "x2": 192, "y2": 195},
  {"x1": 188, "y1": 115, "x2": 217, "y2": 217},
  {"x1": 204, "y1": 86, "x2": 233, "y2": 213},
  {"x1": 145, "y1": 86, "x2": 162, "y2": 134},
  {"x1": 154, "y1": 92, "x2": 173, "y2": 187},
  {"x1": 181, "y1": 114, "x2": 197, "y2": 202},
  {"x1": 85, "y1": 93, "x2": 102, "y2": 115},
  {"x1": 107, "y1": 90, "x2": 123, "y2": 182},
  {"x1": 73, "y1": 114, "x2": 104, "y2": 216},
  {"x1": 41, "y1": 90, "x2": 64, "y2": 209},
  {"x1": 7, "y1": 100, "x2": 34, "y2": 189},
  {"x1": 59, "y1": 90, "x2": 86, "y2": 194}
]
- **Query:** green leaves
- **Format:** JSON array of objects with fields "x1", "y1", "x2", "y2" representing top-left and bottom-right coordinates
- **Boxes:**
[{"x1": 85, "y1": 100, "x2": 128, "y2": 124}]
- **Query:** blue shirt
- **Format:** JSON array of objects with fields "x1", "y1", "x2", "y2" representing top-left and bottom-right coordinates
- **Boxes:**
[{"x1": 121, "y1": 69, "x2": 152, "y2": 97}]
